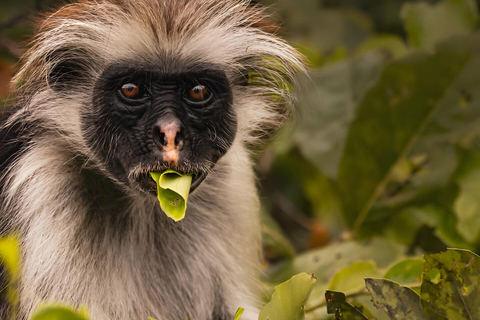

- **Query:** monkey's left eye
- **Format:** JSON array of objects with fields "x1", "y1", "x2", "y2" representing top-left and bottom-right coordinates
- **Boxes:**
[
  {"x1": 118, "y1": 83, "x2": 149, "y2": 102},
  {"x1": 185, "y1": 85, "x2": 212, "y2": 104}
]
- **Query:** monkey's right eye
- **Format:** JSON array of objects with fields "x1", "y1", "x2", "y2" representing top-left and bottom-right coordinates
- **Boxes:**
[
  {"x1": 118, "y1": 83, "x2": 149, "y2": 102},
  {"x1": 121, "y1": 84, "x2": 139, "y2": 99}
]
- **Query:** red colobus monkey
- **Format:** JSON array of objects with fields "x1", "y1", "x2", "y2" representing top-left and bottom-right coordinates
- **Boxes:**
[{"x1": 0, "y1": 0, "x2": 304, "y2": 319}]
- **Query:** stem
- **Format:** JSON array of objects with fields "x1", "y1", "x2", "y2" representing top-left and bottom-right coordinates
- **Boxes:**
[{"x1": 304, "y1": 289, "x2": 369, "y2": 313}]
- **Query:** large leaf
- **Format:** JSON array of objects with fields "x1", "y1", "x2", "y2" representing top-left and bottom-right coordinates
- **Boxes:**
[
  {"x1": 401, "y1": 0, "x2": 478, "y2": 51},
  {"x1": 365, "y1": 278, "x2": 425, "y2": 319},
  {"x1": 337, "y1": 46, "x2": 470, "y2": 231},
  {"x1": 453, "y1": 151, "x2": 480, "y2": 243},
  {"x1": 328, "y1": 262, "x2": 381, "y2": 295},
  {"x1": 383, "y1": 259, "x2": 423, "y2": 285},
  {"x1": 267, "y1": 238, "x2": 403, "y2": 285},
  {"x1": 376, "y1": 34, "x2": 480, "y2": 211},
  {"x1": 420, "y1": 249, "x2": 480, "y2": 319},
  {"x1": 259, "y1": 273, "x2": 316, "y2": 320},
  {"x1": 295, "y1": 50, "x2": 388, "y2": 179}
]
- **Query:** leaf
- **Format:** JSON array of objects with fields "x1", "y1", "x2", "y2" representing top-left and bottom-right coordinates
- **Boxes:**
[
  {"x1": 355, "y1": 35, "x2": 408, "y2": 60},
  {"x1": 328, "y1": 261, "x2": 381, "y2": 295},
  {"x1": 337, "y1": 46, "x2": 470, "y2": 231},
  {"x1": 385, "y1": 205, "x2": 472, "y2": 251},
  {"x1": 453, "y1": 151, "x2": 480, "y2": 243},
  {"x1": 261, "y1": 208, "x2": 296, "y2": 259},
  {"x1": 294, "y1": 50, "x2": 388, "y2": 179},
  {"x1": 303, "y1": 170, "x2": 345, "y2": 239},
  {"x1": 30, "y1": 305, "x2": 90, "y2": 320},
  {"x1": 401, "y1": 0, "x2": 478, "y2": 51},
  {"x1": 365, "y1": 278, "x2": 426, "y2": 319},
  {"x1": 384, "y1": 259, "x2": 424, "y2": 285},
  {"x1": 234, "y1": 307, "x2": 244, "y2": 320},
  {"x1": 267, "y1": 238, "x2": 403, "y2": 285},
  {"x1": 258, "y1": 273, "x2": 316, "y2": 320},
  {"x1": 325, "y1": 291, "x2": 368, "y2": 320},
  {"x1": 420, "y1": 249, "x2": 480, "y2": 319},
  {"x1": 361, "y1": 35, "x2": 480, "y2": 223},
  {"x1": 150, "y1": 170, "x2": 192, "y2": 222},
  {"x1": 265, "y1": 0, "x2": 373, "y2": 54},
  {"x1": 0, "y1": 234, "x2": 20, "y2": 317},
  {"x1": 0, "y1": 234, "x2": 20, "y2": 282}
]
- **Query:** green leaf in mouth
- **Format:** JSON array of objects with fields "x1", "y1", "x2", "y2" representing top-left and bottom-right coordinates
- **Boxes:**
[{"x1": 150, "y1": 170, "x2": 193, "y2": 222}]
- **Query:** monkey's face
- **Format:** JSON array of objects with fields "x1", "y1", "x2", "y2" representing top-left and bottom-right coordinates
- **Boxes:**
[{"x1": 84, "y1": 62, "x2": 236, "y2": 195}]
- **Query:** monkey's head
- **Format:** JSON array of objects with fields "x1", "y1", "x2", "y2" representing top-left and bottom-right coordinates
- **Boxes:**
[
  {"x1": 12, "y1": 0, "x2": 304, "y2": 196},
  {"x1": 87, "y1": 60, "x2": 236, "y2": 194}
]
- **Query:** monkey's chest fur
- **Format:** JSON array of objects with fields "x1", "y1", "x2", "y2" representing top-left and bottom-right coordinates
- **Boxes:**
[{"x1": 4, "y1": 141, "x2": 261, "y2": 320}]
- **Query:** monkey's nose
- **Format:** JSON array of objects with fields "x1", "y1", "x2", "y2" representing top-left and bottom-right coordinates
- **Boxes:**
[{"x1": 153, "y1": 115, "x2": 184, "y2": 164}]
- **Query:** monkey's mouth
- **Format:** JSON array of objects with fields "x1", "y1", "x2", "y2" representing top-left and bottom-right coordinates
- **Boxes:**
[{"x1": 132, "y1": 169, "x2": 208, "y2": 196}]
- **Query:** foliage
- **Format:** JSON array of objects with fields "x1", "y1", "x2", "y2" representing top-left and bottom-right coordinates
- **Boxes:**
[
  {"x1": 258, "y1": 0, "x2": 480, "y2": 319},
  {"x1": 324, "y1": 249, "x2": 480, "y2": 319},
  {"x1": 259, "y1": 273, "x2": 316, "y2": 320}
]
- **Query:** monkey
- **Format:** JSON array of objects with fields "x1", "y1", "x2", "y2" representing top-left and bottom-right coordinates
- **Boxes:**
[{"x1": 0, "y1": 0, "x2": 304, "y2": 319}]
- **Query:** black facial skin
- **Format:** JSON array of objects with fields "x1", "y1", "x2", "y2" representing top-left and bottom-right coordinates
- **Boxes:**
[{"x1": 84, "y1": 62, "x2": 236, "y2": 195}]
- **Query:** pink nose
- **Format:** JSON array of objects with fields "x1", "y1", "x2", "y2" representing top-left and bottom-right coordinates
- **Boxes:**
[
  {"x1": 153, "y1": 115, "x2": 184, "y2": 164},
  {"x1": 160, "y1": 122, "x2": 181, "y2": 149}
]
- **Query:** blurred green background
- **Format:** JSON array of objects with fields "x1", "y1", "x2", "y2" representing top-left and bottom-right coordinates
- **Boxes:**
[{"x1": 2, "y1": 0, "x2": 480, "y2": 318}]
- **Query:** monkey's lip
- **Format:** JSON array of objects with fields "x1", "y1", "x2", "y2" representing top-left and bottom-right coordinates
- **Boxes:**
[{"x1": 136, "y1": 171, "x2": 207, "y2": 195}]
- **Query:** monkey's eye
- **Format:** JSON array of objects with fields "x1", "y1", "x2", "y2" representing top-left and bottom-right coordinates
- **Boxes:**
[
  {"x1": 185, "y1": 85, "x2": 212, "y2": 104},
  {"x1": 118, "y1": 83, "x2": 149, "y2": 102},
  {"x1": 121, "y1": 83, "x2": 139, "y2": 98}
]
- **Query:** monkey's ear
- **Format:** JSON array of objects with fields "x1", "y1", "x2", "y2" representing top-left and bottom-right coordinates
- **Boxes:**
[{"x1": 46, "y1": 48, "x2": 94, "y2": 92}]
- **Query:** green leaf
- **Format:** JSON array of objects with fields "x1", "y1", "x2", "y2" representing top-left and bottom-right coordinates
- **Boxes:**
[
  {"x1": 365, "y1": 278, "x2": 425, "y2": 319},
  {"x1": 30, "y1": 305, "x2": 90, "y2": 320},
  {"x1": 328, "y1": 261, "x2": 381, "y2": 295},
  {"x1": 0, "y1": 234, "x2": 20, "y2": 318},
  {"x1": 421, "y1": 249, "x2": 480, "y2": 319},
  {"x1": 259, "y1": 273, "x2": 316, "y2": 320},
  {"x1": 387, "y1": 205, "x2": 472, "y2": 251},
  {"x1": 150, "y1": 170, "x2": 192, "y2": 222},
  {"x1": 384, "y1": 259, "x2": 424, "y2": 285},
  {"x1": 303, "y1": 170, "x2": 345, "y2": 238},
  {"x1": 362, "y1": 35, "x2": 480, "y2": 224},
  {"x1": 0, "y1": 234, "x2": 20, "y2": 281},
  {"x1": 325, "y1": 291, "x2": 368, "y2": 320},
  {"x1": 453, "y1": 151, "x2": 480, "y2": 243},
  {"x1": 337, "y1": 46, "x2": 470, "y2": 231},
  {"x1": 294, "y1": 50, "x2": 388, "y2": 179},
  {"x1": 401, "y1": 0, "x2": 478, "y2": 51},
  {"x1": 267, "y1": 238, "x2": 403, "y2": 285},
  {"x1": 234, "y1": 307, "x2": 244, "y2": 320},
  {"x1": 261, "y1": 208, "x2": 296, "y2": 259},
  {"x1": 355, "y1": 35, "x2": 408, "y2": 60}
]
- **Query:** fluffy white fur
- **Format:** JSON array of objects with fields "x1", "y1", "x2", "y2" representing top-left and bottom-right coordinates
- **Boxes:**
[{"x1": 1, "y1": 0, "x2": 304, "y2": 319}]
